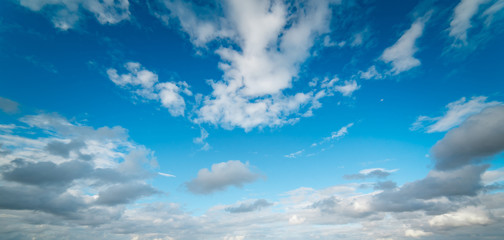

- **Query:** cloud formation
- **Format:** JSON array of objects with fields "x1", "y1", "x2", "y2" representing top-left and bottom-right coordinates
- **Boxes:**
[
  {"x1": 225, "y1": 199, "x2": 273, "y2": 213},
  {"x1": 107, "y1": 62, "x2": 192, "y2": 116},
  {"x1": 185, "y1": 160, "x2": 260, "y2": 194},
  {"x1": 0, "y1": 97, "x2": 19, "y2": 114},
  {"x1": 381, "y1": 13, "x2": 430, "y2": 74},
  {"x1": 411, "y1": 96, "x2": 502, "y2": 133},
  {"x1": 17, "y1": 0, "x2": 130, "y2": 30},
  {"x1": 431, "y1": 105, "x2": 504, "y2": 170}
]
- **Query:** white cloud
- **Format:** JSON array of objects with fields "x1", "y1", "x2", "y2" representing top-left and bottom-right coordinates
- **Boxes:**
[
  {"x1": 358, "y1": 65, "x2": 382, "y2": 80},
  {"x1": 193, "y1": 127, "x2": 210, "y2": 151},
  {"x1": 185, "y1": 160, "x2": 260, "y2": 194},
  {"x1": 335, "y1": 80, "x2": 360, "y2": 97},
  {"x1": 404, "y1": 229, "x2": 432, "y2": 238},
  {"x1": 158, "y1": 172, "x2": 176, "y2": 178},
  {"x1": 381, "y1": 13, "x2": 430, "y2": 74},
  {"x1": 429, "y1": 206, "x2": 492, "y2": 228},
  {"x1": 285, "y1": 149, "x2": 304, "y2": 158},
  {"x1": 107, "y1": 62, "x2": 191, "y2": 117},
  {"x1": 156, "y1": 0, "x2": 340, "y2": 130},
  {"x1": 411, "y1": 96, "x2": 502, "y2": 133},
  {"x1": 17, "y1": 0, "x2": 130, "y2": 30},
  {"x1": 449, "y1": 0, "x2": 489, "y2": 46}
]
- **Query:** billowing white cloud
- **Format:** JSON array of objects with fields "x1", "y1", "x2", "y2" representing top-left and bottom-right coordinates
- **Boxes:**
[
  {"x1": 185, "y1": 160, "x2": 260, "y2": 194},
  {"x1": 381, "y1": 13, "x2": 430, "y2": 74},
  {"x1": 17, "y1": 0, "x2": 130, "y2": 30},
  {"x1": 155, "y1": 0, "x2": 343, "y2": 130},
  {"x1": 107, "y1": 62, "x2": 191, "y2": 116},
  {"x1": 411, "y1": 96, "x2": 502, "y2": 133}
]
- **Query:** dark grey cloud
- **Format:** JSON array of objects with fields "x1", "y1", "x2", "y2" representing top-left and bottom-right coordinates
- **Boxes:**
[
  {"x1": 2, "y1": 160, "x2": 93, "y2": 186},
  {"x1": 0, "y1": 97, "x2": 19, "y2": 114},
  {"x1": 95, "y1": 183, "x2": 158, "y2": 206},
  {"x1": 45, "y1": 139, "x2": 86, "y2": 158},
  {"x1": 225, "y1": 199, "x2": 272, "y2": 213},
  {"x1": 371, "y1": 165, "x2": 488, "y2": 213},
  {"x1": 185, "y1": 160, "x2": 260, "y2": 194},
  {"x1": 432, "y1": 106, "x2": 504, "y2": 170}
]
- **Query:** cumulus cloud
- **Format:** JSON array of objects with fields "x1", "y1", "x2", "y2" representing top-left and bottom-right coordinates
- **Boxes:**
[
  {"x1": 225, "y1": 199, "x2": 273, "y2": 213},
  {"x1": 381, "y1": 12, "x2": 430, "y2": 74},
  {"x1": 344, "y1": 168, "x2": 397, "y2": 180},
  {"x1": 107, "y1": 62, "x2": 191, "y2": 116},
  {"x1": 0, "y1": 112, "x2": 159, "y2": 221},
  {"x1": 185, "y1": 160, "x2": 260, "y2": 194},
  {"x1": 358, "y1": 65, "x2": 382, "y2": 80},
  {"x1": 429, "y1": 206, "x2": 492, "y2": 228},
  {"x1": 154, "y1": 0, "x2": 344, "y2": 130},
  {"x1": 411, "y1": 96, "x2": 502, "y2": 133},
  {"x1": 0, "y1": 97, "x2": 19, "y2": 114},
  {"x1": 431, "y1": 105, "x2": 504, "y2": 170},
  {"x1": 17, "y1": 0, "x2": 130, "y2": 30}
]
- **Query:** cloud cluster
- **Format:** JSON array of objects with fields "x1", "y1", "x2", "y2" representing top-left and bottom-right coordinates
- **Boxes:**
[
  {"x1": 107, "y1": 62, "x2": 192, "y2": 116},
  {"x1": 0, "y1": 112, "x2": 159, "y2": 226},
  {"x1": 17, "y1": 0, "x2": 131, "y2": 30},
  {"x1": 152, "y1": 0, "x2": 360, "y2": 130}
]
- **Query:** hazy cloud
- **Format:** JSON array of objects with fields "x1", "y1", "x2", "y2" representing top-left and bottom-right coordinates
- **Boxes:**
[
  {"x1": 225, "y1": 199, "x2": 273, "y2": 213},
  {"x1": 0, "y1": 97, "x2": 19, "y2": 114}
]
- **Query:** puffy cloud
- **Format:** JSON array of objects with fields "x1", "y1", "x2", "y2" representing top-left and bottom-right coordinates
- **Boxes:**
[
  {"x1": 0, "y1": 112, "x2": 159, "y2": 222},
  {"x1": 429, "y1": 206, "x2": 492, "y2": 228},
  {"x1": 449, "y1": 0, "x2": 489, "y2": 46},
  {"x1": 155, "y1": 0, "x2": 342, "y2": 130},
  {"x1": 358, "y1": 65, "x2": 382, "y2": 80},
  {"x1": 344, "y1": 168, "x2": 397, "y2": 180},
  {"x1": 411, "y1": 96, "x2": 502, "y2": 133},
  {"x1": 225, "y1": 199, "x2": 273, "y2": 213},
  {"x1": 17, "y1": 0, "x2": 130, "y2": 30},
  {"x1": 107, "y1": 62, "x2": 191, "y2": 117},
  {"x1": 381, "y1": 13, "x2": 430, "y2": 74},
  {"x1": 335, "y1": 80, "x2": 360, "y2": 96},
  {"x1": 431, "y1": 106, "x2": 504, "y2": 170},
  {"x1": 0, "y1": 97, "x2": 19, "y2": 114},
  {"x1": 185, "y1": 160, "x2": 260, "y2": 194}
]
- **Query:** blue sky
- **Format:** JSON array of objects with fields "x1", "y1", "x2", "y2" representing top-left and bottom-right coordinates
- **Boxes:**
[{"x1": 1, "y1": 0, "x2": 504, "y2": 239}]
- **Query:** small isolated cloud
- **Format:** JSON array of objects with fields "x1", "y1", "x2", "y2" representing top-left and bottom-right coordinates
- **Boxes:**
[
  {"x1": 411, "y1": 96, "x2": 502, "y2": 133},
  {"x1": 358, "y1": 65, "x2": 383, "y2": 80},
  {"x1": 335, "y1": 80, "x2": 360, "y2": 96},
  {"x1": 158, "y1": 172, "x2": 176, "y2": 178},
  {"x1": 404, "y1": 229, "x2": 432, "y2": 238},
  {"x1": 17, "y1": 0, "x2": 130, "y2": 30},
  {"x1": 0, "y1": 97, "x2": 19, "y2": 114},
  {"x1": 344, "y1": 168, "x2": 398, "y2": 180},
  {"x1": 193, "y1": 127, "x2": 210, "y2": 151},
  {"x1": 431, "y1": 105, "x2": 504, "y2": 170},
  {"x1": 285, "y1": 149, "x2": 304, "y2": 158},
  {"x1": 107, "y1": 62, "x2": 191, "y2": 116},
  {"x1": 185, "y1": 160, "x2": 260, "y2": 194},
  {"x1": 225, "y1": 199, "x2": 273, "y2": 213},
  {"x1": 313, "y1": 123, "x2": 354, "y2": 147},
  {"x1": 381, "y1": 12, "x2": 431, "y2": 74}
]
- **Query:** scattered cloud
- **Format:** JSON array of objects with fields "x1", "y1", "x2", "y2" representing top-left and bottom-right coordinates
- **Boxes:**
[
  {"x1": 285, "y1": 149, "x2": 304, "y2": 158},
  {"x1": 381, "y1": 12, "x2": 431, "y2": 74},
  {"x1": 185, "y1": 160, "x2": 260, "y2": 194},
  {"x1": 193, "y1": 127, "x2": 210, "y2": 151},
  {"x1": 429, "y1": 206, "x2": 492, "y2": 228},
  {"x1": 358, "y1": 65, "x2": 383, "y2": 80},
  {"x1": 411, "y1": 96, "x2": 502, "y2": 133},
  {"x1": 17, "y1": 0, "x2": 131, "y2": 30},
  {"x1": 107, "y1": 62, "x2": 192, "y2": 116},
  {"x1": 404, "y1": 229, "x2": 432, "y2": 238},
  {"x1": 313, "y1": 123, "x2": 354, "y2": 147}
]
